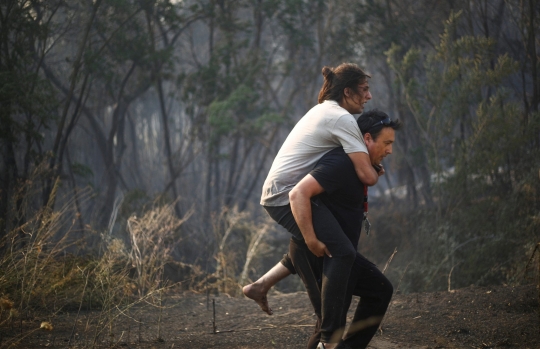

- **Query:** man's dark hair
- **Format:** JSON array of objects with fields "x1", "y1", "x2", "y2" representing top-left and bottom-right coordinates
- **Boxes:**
[
  {"x1": 317, "y1": 63, "x2": 371, "y2": 104},
  {"x1": 357, "y1": 109, "x2": 402, "y2": 140}
]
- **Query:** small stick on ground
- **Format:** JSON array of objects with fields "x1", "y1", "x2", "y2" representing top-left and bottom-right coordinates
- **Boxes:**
[
  {"x1": 212, "y1": 324, "x2": 318, "y2": 334},
  {"x1": 114, "y1": 331, "x2": 125, "y2": 347},
  {"x1": 382, "y1": 247, "x2": 398, "y2": 274},
  {"x1": 378, "y1": 248, "x2": 399, "y2": 335},
  {"x1": 395, "y1": 262, "x2": 411, "y2": 295},
  {"x1": 448, "y1": 264, "x2": 460, "y2": 293},
  {"x1": 158, "y1": 288, "x2": 164, "y2": 342},
  {"x1": 379, "y1": 261, "x2": 411, "y2": 335},
  {"x1": 206, "y1": 287, "x2": 210, "y2": 311},
  {"x1": 212, "y1": 299, "x2": 216, "y2": 334},
  {"x1": 69, "y1": 268, "x2": 90, "y2": 346},
  {"x1": 138, "y1": 317, "x2": 142, "y2": 343}
]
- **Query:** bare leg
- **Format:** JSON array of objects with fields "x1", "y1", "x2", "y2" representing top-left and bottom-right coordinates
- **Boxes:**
[{"x1": 242, "y1": 262, "x2": 291, "y2": 315}]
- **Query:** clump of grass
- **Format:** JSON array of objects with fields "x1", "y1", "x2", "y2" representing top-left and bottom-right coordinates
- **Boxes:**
[
  {"x1": 0, "y1": 176, "x2": 195, "y2": 347},
  {"x1": 0, "y1": 180, "x2": 90, "y2": 311},
  {"x1": 127, "y1": 202, "x2": 193, "y2": 296}
]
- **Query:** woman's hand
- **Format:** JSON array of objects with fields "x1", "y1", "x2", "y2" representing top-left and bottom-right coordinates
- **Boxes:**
[{"x1": 374, "y1": 164, "x2": 385, "y2": 176}]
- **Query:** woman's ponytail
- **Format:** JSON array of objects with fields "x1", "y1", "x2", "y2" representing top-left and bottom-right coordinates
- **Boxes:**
[{"x1": 318, "y1": 66, "x2": 334, "y2": 103}]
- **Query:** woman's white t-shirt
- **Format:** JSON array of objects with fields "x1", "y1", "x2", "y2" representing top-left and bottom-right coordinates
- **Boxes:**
[{"x1": 260, "y1": 100, "x2": 368, "y2": 207}]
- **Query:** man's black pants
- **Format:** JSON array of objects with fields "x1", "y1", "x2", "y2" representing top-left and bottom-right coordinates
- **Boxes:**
[
  {"x1": 265, "y1": 199, "x2": 357, "y2": 343},
  {"x1": 265, "y1": 200, "x2": 393, "y2": 348},
  {"x1": 286, "y1": 238, "x2": 393, "y2": 349}
]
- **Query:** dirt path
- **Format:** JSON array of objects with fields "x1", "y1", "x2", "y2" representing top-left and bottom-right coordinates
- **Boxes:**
[{"x1": 9, "y1": 284, "x2": 539, "y2": 348}]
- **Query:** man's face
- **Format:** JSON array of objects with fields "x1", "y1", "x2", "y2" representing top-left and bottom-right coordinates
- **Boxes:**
[
  {"x1": 342, "y1": 81, "x2": 372, "y2": 114},
  {"x1": 365, "y1": 127, "x2": 395, "y2": 166}
]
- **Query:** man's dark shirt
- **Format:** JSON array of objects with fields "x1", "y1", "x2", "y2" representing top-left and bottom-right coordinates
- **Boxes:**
[{"x1": 309, "y1": 147, "x2": 365, "y2": 248}]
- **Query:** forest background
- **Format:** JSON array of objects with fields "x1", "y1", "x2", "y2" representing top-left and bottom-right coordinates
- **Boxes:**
[{"x1": 1, "y1": 0, "x2": 540, "y2": 319}]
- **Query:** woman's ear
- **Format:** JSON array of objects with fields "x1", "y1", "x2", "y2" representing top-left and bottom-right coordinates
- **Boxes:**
[{"x1": 344, "y1": 87, "x2": 350, "y2": 97}]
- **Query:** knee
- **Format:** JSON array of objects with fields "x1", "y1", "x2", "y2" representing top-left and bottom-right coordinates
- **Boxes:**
[
  {"x1": 334, "y1": 243, "x2": 356, "y2": 263},
  {"x1": 382, "y1": 280, "x2": 394, "y2": 304},
  {"x1": 344, "y1": 249, "x2": 356, "y2": 265}
]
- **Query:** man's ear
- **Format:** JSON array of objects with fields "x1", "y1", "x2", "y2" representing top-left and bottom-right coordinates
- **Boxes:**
[
  {"x1": 364, "y1": 132, "x2": 373, "y2": 144},
  {"x1": 344, "y1": 87, "x2": 350, "y2": 97}
]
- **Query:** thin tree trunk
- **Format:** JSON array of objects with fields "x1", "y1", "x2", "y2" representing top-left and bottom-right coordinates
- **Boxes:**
[
  {"x1": 127, "y1": 111, "x2": 144, "y2": 189},
  {"x1": 224, "y1": 135, "x2": 240, "y2": 207},
  {"x1": 145, "y1": 5, "x2": 183, "y2": 216},
  {"x1": 528, "y1": 0, "x2": 538, "y2": 113},
  {"x1": 45, "y1": 0, "x2": 102, "y2": 207},
  {"x1": 239, "y1": 125, "x2": 279, "y2": 211},
  {"x1": 66, "y1": 147, "x2": 85, "y2": 233},
  {"x1": 156, "y1": 78, "x2": 181, "y2": 216},
  {"x1": 206, "y1": 155, "x2": 213, "y2": 220},
  {"x1": 99, "y1": 100, "x2": 130, "y2": 228},
  {"x1": 0, "y1": 123, "x2": 18, "y2": 237},
  {"x1": 49, "y1": 0, "x2": 100, "y2": 159},
  {"x1": 214, "y1": 138, "x2": 221, "y2": 211},
  {"x1": 57, "y1": 72, "x2": 91, "y2": 176},
  {"x1": 227, "y1": 139, "x2": 256, "y2": 207}
]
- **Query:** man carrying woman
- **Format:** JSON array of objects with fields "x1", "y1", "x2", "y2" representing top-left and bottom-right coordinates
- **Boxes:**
[{"x1": 247, "y1": 63, "x2": 398, "y2": 348}]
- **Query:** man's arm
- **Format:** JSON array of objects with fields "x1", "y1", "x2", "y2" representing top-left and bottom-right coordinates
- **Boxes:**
[
  {"x1": 289, "y1": 175, "x2": 332, "y2": 258},
  {"x1": 347, "y1": 152, "x2": 380, "y2": 186}
]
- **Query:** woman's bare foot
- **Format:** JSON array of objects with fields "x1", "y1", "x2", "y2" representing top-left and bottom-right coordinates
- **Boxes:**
[
  {"x1": 242, "y1": 262, "x2": 292, "y2": 315},
  {"x1": 242, "y1": 282, "x2": 273, "y2": 315}
]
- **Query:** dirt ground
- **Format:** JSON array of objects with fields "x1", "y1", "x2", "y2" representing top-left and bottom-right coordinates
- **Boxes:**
[{"x1": 7, "y1": 284, "x2": 539, "y2": 349}]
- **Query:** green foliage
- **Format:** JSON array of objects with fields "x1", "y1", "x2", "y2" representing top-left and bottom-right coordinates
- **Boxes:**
[
  {"x1": 71, "y1": 162, "x2": 94, "y2": 179},
  {"x1": 0, "y1": 0, "x2": 59, "y2": 146},
  {"x1": 208, "y1": 84, "x2": 282, "y2": 136},
  {"x1": 352, "y1": 0, "x2": 448, "y2": 58},
  {"x1": 388, "y1": 11, "x2": 519, "y2": 173},
  {"x1": 208, "y1": 85, "x2": 256, "y2": 136},
  {"x1": 119, "y1": 189, "x2": 150, "y2": 219},
  {"x1": 274, "y1": 0, "x2": 321, "y2": 49},
  {"x1": 381, "y1": 10, "x2": 540, "y2": 292}
]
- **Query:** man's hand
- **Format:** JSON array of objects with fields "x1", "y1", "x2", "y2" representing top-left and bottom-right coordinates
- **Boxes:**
[
  {"x1": 290, "y1": 175, "x2": 330, "y2": 258},
  {"x1": 306, "y1": 238, "x2": 332, "y2": 258}
]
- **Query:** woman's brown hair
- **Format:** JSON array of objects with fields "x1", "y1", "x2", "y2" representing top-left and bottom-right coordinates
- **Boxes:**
[{"x1": 317, "y1": 63, "x2": 371, "y2": 104}]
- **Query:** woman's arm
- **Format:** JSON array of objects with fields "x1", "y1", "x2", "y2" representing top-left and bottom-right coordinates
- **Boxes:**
[
  {"x1": 347, "y1": 152, "x2": 379, "y2": 186},
  {"x1": 332, "y1": 115, "x2": 380, "y2": 185}
]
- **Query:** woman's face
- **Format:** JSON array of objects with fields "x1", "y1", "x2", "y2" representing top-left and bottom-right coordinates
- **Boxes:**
[{"x1": 341, "y1": 82, "x2": 372, "y2": 114}]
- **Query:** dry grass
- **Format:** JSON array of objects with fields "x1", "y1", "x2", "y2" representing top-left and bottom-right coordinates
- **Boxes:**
[
  {"x1": 0, "y1": 180, "x2": 197, "y2": 348},
  {"x1": 127, "y1": 203, "x2": 193, "y2": 296},
  {"x1": 0, "y1": 165, "x2": 281, "y2": 348}
]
